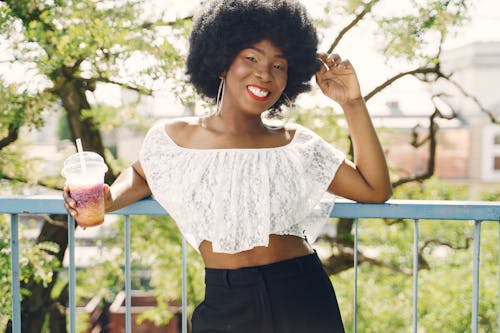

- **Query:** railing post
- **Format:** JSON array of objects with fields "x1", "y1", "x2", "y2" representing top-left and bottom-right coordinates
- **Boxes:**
[
  {"x1": 472, "y1": 220, "x2": 482, "y2": 333},
  {"x1": 67, "y1": 216, "x2": 76, "y2": 333},
  {"x1": 413, "y1": 219, "x2": 419, "y2": 333},
  {"x1": 498, "y1": 221, "x2": 500, "y2": 333},
  {"x1": 353, "y1": 218, "x2": 359, "y2": 333},
  {"x1": 10, "y1": 214, "x2": 21, "y2": 333},
  {"x1": 125, "y1": 215, "x2": 132, "y2": 333},
  {"x1": 182, "y1": 237, "x2": 188, "y2": 333}
]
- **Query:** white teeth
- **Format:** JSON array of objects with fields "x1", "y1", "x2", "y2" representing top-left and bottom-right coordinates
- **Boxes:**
[{"x1": 248, "y1": 86, "x2": 270, "y2": 97}]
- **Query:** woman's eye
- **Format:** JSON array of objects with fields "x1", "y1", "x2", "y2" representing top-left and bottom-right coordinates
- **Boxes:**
[{"x1": 245, "y1": 56, "x2": 257, "y2": 62}]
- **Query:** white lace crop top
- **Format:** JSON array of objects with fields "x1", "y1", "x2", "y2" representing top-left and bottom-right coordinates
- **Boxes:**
[{"x1": 139, "y1": 120, "x2": 346, "y2": 254}]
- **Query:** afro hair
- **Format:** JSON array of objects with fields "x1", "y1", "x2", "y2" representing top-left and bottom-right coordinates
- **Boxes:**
[{"x1": 186, "y1": 0, "x2": 320, "y2": 110}]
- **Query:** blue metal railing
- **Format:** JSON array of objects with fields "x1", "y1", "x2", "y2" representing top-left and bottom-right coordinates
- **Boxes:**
[{"x1": 1, "y1": 196, "x2": 499, "y2": 333}]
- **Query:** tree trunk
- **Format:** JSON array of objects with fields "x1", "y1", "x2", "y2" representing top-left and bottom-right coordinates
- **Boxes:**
[
  {"x1": 10, "y1": 76, "x2": 119, "y2": 333},
  {"x1": 336, "y1": 218, "x2": 354, "y2": 246},
  {"x1": 56, "y1": 77, "x2": 116, "y2": 184},
  {"x1": 0, "y1": 124, "x2": 20, "y2": 150}
]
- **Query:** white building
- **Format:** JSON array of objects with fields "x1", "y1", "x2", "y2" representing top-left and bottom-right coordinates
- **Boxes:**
[{"x1": 436, "y1": 41, "x2": 500, "y2": 182}]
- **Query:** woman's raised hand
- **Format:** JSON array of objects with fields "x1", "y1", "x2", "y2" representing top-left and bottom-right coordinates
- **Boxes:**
[{"x1": 315, "y1": 53, "x2": 362, "y2": 106}]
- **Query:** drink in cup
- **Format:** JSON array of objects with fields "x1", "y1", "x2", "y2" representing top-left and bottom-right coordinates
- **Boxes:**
[{"x1": 62, "y1": 152, "x2": 108, "y2": 227}]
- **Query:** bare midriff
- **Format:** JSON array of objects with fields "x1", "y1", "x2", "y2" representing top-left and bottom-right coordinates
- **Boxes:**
[{"x1": 199, "y1": 234, "x2": 314, "y2": 269}]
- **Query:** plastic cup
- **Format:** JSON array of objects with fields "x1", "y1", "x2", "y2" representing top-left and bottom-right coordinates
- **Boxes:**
[{"x1": 62, "y1": 152, "x2": 108, "y2": 227}]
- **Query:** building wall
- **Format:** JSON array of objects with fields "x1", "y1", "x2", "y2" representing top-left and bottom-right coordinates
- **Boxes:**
[
  {"x1": 438, "y1": 42, "x2": 500, "y2": 181},
  {"x1": 481, "y1": 124, "x2": 500, "y2": 181},
  {"x1": 382, "y1": 128, "x2": 469, "y2": 180}
]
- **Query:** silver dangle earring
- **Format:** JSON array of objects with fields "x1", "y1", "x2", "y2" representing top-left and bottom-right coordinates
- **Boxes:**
[
  {"x1": 215, "y1": 77, "x2": 225, "y2": 116},
  {"x1": 202, "y1": 78, "x2": 225, "y2": 127}
]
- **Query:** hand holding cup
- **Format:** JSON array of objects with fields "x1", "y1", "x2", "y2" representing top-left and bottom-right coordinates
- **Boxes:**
[{"x1": 62, "y1": 150, "x2": 109, "y2": 228}]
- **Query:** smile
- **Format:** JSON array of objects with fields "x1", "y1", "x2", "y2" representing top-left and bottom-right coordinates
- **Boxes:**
[{"x1": 247, "y1": 85, "x2": 271, "y2": 101}]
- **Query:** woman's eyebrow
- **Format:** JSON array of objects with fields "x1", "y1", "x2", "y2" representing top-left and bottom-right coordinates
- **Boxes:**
[{"x1": 249, "y1": 46, "x2": 286, "y2": 59}]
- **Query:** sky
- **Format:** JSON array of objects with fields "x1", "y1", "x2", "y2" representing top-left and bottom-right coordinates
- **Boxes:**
[
  {"x1": 307, "y1": 0, "x2": 500, "y2": 114},
  {"x1": 153, "y1": 0, "x2": 500, "y2": 116},
  {"x1": 1, "y1": 0, "x2": 499, "y2": 116}
]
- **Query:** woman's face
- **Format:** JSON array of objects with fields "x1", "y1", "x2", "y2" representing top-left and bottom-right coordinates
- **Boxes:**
[{"x1": 222, "y1": 39, "x2": 288, "y2": 115}]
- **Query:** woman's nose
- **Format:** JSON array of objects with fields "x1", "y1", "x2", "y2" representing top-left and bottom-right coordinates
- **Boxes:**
[{"x1": 254, "y1": 66, "x2": 272, "y2": 82}]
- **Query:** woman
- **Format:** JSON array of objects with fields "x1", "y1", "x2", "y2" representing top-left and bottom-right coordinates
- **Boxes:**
[{"x1": 64, "y1": 0, "x2": 392, "y2": 332}]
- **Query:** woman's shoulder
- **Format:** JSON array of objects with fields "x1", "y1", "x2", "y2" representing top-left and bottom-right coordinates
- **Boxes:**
[
  {"x1": 166, "y1": 116, "x2": 200, "y2": 128},
  {"x1": 164, "y1": 117, "x2": 202, "y2": 146},
  {"x1": 283, "y1": 122, "x2": 317, "y2": 141},
  {"x1": 147, "y1": 117, "x2": 201, "y2": 138},
  {"x1": 150, "y1": 116, "x2": 200, "y2": 130},
  {"x1": 141, "y1": 117, "x2": 202, "y2": 157}
]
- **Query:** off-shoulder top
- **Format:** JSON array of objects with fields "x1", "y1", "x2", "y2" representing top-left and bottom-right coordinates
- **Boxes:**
[{"x1": 139, "y1": 119, "x2": 345, "y2": 254}]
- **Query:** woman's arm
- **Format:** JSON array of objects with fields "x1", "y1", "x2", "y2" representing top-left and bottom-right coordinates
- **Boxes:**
[
  {"x1": 64, "y1": 161, "x2": 152, "y2": 216},
  {"x1": 316, "y1": 53, "x2": 392, "y2": 203},
  {"x1": 105, "y1": 161, "x2": 152, "y2": 212}
]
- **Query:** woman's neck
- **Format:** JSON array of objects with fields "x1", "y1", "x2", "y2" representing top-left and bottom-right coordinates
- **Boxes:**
[{"x1": 204, "y1": 111, "x2": 268, "y2": 135}]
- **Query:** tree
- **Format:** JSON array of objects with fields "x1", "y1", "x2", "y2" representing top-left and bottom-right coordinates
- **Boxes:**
[
  {"x1": 301, "y1": 1, "x2": 499, "y2": 330},
  {"x1": 0, "y1": 0, "x2": 187, "y2": 331},
  {"x1": 302, "y1": 0, "x2": 498, "y2": 276}
]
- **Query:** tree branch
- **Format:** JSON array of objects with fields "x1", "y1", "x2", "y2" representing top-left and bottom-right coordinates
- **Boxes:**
[
  {"x1": 86, "y1": 77, "x2": 153, "y2": 95},
  {"x1": 22, "y1": 214, "x2": 67, "y2": 229},
  {"x1": 322, "y1": 244, "x2": 413, "y2": 276},
  {"x1": 387, "y1": 34, "x2": 496, "y2": 187},
  {"x1": 364, "y1": 35, "x2": 448, "y2": 101},
  {"x1": 327, "y1": 0, "x2": 381, "y2": 54},
  {"x1": 416, "y1": 236, "x2": 473, "y2": 270},
  {"x1": 419, "y1": 237, "x2": 473, "y2": 254},
  {"x1": 321, "y1": 230, "x2": 474, "y2": 276},
  {"x1": 359, "y1": 252, "x2": 413, "y2": 276},
  {"x1": 409, "y1": 122, "x2": 434, "y2": 148},
  {"x1": 0, "y1": 124, "x2": 20, "y2": 150},
  {"x1": 392, "y1": 98, "x2": 458, "y2": 188},
  {"x1": 365, "y1": 65, "x2": 444, "y2": 101},
  {"x1": 446, "y1": 77, "x2": 499, "y2": 124}
]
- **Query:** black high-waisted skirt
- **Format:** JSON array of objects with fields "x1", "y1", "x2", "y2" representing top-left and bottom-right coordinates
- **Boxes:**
[{"x1": 191, "y1": 252, "x2": 345, "y2": 333}]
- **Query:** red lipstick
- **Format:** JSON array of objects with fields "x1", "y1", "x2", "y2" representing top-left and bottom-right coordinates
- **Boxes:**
[{"x1": 247, "y1": 84, "x2": 271, "y2": 102}]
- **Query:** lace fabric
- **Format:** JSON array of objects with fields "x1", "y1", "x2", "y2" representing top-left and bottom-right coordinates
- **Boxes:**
[{"x1": 139, "y1": 119, "x2": 346, "y2": 254}]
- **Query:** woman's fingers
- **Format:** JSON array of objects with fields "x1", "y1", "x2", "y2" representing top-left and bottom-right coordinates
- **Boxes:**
[
  {"x1": 63, "y1": 185, "x2": 77, "y2": 216},
  {"x1": 317, "y1": 53, "x2": 353, "y2": 74},
  {"x1": 64, "y1": 202, "x2": 77, "y2": 217},
  {"x1": 327, "y1": 53, "x2": 341, "y2": 66},
  {"x1": 317, "y1": 53, "x2": 329, "y2": 72},
  {"x1": 63, "y1": 185, "x2": 75, "y2": 207}
]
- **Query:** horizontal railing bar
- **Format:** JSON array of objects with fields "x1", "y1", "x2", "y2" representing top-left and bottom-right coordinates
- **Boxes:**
[
  {"x1": 0, "y1": 197, "x2": 499, "y2": 220},
  {"x1": 335, "y1": 200, "x2": 499, "y2": 221}
]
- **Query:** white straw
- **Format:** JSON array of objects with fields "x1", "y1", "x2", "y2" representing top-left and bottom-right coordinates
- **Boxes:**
[{"x1": 76, "y1": 138, "x2": 87, "y2": 174}]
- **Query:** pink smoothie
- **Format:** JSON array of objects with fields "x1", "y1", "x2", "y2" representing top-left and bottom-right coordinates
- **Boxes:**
[{"x1": 69, "y1": 182, "x2": 105, "y2": 227}]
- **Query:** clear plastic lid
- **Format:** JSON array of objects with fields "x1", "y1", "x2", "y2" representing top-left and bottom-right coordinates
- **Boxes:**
[{"x1": 61, "y1": 152, "x2": 108, "y2": 178}]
